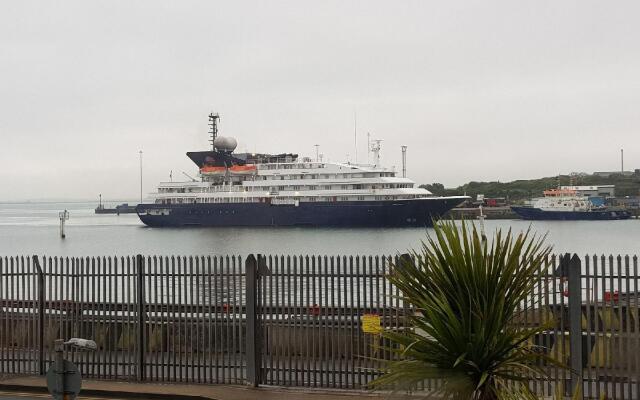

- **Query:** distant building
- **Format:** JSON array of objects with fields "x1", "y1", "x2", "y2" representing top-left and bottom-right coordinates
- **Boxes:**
[
  {"x1": 614, "y1": 197, "x2": 640, "y2": 208},
  {"x1": 593, "y1": 171, "x2": 635, "y2": 177},
  {"x1": 560, "y1": 185, "x2": 615, "y2": 198}
]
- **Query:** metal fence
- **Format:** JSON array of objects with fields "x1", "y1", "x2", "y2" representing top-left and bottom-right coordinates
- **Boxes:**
[{"x1": 0, "y1": 254, "x2": 638, "y2": 399}]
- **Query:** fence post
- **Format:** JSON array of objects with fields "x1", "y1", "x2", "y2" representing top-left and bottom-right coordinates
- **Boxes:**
[
  {"x1": 136, "y1": 254, "x2": 146, "y2": 381},
  {"x1": 245, "y1": 254, "x2": 261, "y2": 387},
  {"x1": 566, "y1": 253, "x2": 583, "y2": 398},
  {"x1": 33, "y1": 256, "x2": 45, "y2": 375}
]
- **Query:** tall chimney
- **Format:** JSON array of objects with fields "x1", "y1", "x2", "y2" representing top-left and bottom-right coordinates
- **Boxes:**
[
  {"x1": 401, "y1": 145, "x2": 407, "y2": 178},
  {"x1": 621, "y1": 148, "x2": 624, "y2": 173}
]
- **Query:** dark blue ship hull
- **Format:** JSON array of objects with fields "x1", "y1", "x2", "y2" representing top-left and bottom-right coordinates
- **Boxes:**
[
  {"x1": 136, "y1": 197, "x2": 467, "y2": 228},
  {"x1": 511, "y1": 206, "x2": 631, "y2": 221}
]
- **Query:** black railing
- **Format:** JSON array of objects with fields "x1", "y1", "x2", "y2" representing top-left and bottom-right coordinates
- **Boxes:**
[{"x1": 0, "y1": 254, "x2": 637, "y2": 399}]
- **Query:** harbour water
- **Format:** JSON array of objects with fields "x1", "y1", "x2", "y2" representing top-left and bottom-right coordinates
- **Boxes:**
[{"x1": 0, "y1": 201, "x2": 638, "y2": 257}]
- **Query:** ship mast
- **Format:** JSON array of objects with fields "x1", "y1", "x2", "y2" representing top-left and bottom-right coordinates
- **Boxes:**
[
  {"x1": 208, "y1": 112, "x2": 220, "y2": 151},
  {"x1": 371, "y1": 140, "x2": 382, "y2": 166}
]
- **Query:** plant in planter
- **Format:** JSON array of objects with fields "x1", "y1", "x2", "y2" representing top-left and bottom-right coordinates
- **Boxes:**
[{"x1": 371, "y1": 220, "x2": 558, "y2": 400}]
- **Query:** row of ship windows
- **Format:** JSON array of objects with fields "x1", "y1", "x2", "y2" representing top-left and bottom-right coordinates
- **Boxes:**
[
  {"x1": 156, "y1": 195, "x2": 421, "y2": 204},
  {"x1": 159, "y1": 183, "x2": 413, "y2": 194},
  {"x1": 257, "y1": 172, "x2": 395, "y2": 180},
  {"x1": 258, "y1": 163, "x2": 326, "y2": 170},
  {"x1": 264, "y1": 183, "x2": 413, "y2": 191}
]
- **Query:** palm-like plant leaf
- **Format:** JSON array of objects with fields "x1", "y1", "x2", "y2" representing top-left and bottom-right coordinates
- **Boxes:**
[{"x1": 371, "y1": 220, "x2": 558, "y2": 400}]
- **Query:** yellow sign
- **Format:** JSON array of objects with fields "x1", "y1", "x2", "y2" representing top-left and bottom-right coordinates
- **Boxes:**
[{"x1": 362, "y1": 314, "x2": 382, "y2": 334}]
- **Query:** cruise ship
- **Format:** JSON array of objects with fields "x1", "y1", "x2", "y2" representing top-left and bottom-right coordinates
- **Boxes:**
[{"x1": 136, "y1": 114, "x2": 468, "y2": 227}]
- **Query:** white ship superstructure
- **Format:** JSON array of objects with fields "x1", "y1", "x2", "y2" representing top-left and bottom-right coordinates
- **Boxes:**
[
  {"x1": 152, "y1": 159, "x2": 439, "y2": 206},
  {"x1": 523, "y1": 189, "x2": 594, "y2": 212}
]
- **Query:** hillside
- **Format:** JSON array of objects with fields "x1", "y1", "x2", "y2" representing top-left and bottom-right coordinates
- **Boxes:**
[{"x1": 421, "y1": 172, "x2": 640, "y2": 202}]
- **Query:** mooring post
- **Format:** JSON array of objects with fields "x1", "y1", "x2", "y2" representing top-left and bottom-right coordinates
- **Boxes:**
[
  {"x1": 566, "y1": 253, "x2": 584, "y2": 398},
  {"x1": 54, "y1": 339, "x2": 65, "y2": 397},
  {"x1": 59, "y1": 210, "x2": 69, "y2": 239},
  {"x1": 136, "y1": 254, "x2": 146, "y2": 381},
  {"x1": 33, "y1": 255, "x2": 45, "y2": 375},
  {"x1": 245, "y1": 254, "x2": 261, "y2": 387}
]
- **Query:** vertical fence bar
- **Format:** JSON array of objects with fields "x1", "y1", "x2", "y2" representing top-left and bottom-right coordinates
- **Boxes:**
[
  {"x1": 205, "y1": 256, "x2": 212, "y2": 384},
  {"x1": 232, "y1": 256, "x2": 239, "y2": 383},
  {"x1": 9, "y1": 257, "x2": 15, "y2": 375},
  {"x1": 136, "y1": 254, "x2": 146, "y2": 381},
  {"x1": 170, "y1": 256, "x2": 176, "y2": 382},
  {"x1": 533, "y1": 254, "x2": 542, "y2": 395},
  {"x1": 188, "y1": 256, "x2": 195, "y2": 383},
  {"x1": 624, "y1": 255, "x2": 631, "y2": 400},
  {"x1": 19, "y1": 256, "x2": 24, "y2": 374},
  {"x1": 304, "y1": 255, "x2": 311, "y2": 387},
  {"x1": 543, "y1": 255, "x2": 552, "y2": 396},
  {"x1": 348, "y1": 256, "x2": 355, "y2": 389},
  {"x1": 600, "y1": 255, "x2": 609, "y2": 398},
  {"x1": 566, "y1": 254, "x2": 583, "y2": 398},
  {"x1": 20, "y1": 256, "x2": 26, "y2": 374},
  {"x1": 633, "y1": 255, "x2": 639, "y2": 400},
  {"x1": 245, "y1": 255, "x2": 259, "y2": 387},
  {"x1": 33, "y1": 256, "x2": 45, "y2": 375},
  {"x1": 108, "y1": 257, "x2": 114, "y2": 379},
  {"x1": 290, "y1": 255, "x2": 297, "y2": 386},
  {"x1": 607, "y1": 255, "x2": 614, "y2": 398},
  {"x1": 161, "y1": 256, "x2": 168, "y2": 382},
  {"x1": 329, "y1": 256, "x2": 337, "y2": 389},
  {"x1": 584, "y1": 255, "x2": 592, "y2": 399},
  {"x1": 212, "y1": 256, "x2": 219, "y2": 384},
  {"x1": 223, "y1": 256, "x2": 229, "y2": 383},
  {"x1": 0, "y1": 257, "x2": 4, "y2": 375},
  {"x1": 0, "y1": 257, "x2": 3, "y2": 375},
  {"x1": 273, "y1": 255, "x2": 280, "y2": 386},
  {"x1": 592, "y1": 255, "x2": 601, "y2": 400},
  {"x1": 337, "y1": 256, "x2": 344, "y2": 388},
  {"x1": 151, "y1": 256, "x2": 158, "y2": 382},
  {"x1": 198, "y1": 256, "x2": 204, "y2": 384},
  {"x1": 617, "y1": 256, "x2": 624, "y2": 400},
  {"x1": 286, "y1": 256, "x2": 293, "y2": 385}
]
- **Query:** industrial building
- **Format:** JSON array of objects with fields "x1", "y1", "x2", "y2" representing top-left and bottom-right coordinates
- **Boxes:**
[{"x1": 560, "y1": 185, "x2": 615, "y2": 198}]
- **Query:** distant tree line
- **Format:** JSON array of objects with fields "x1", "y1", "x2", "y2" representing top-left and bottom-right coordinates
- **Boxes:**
[{"x1": 420, "y1": 172, "x2": 640, "y2": 203}]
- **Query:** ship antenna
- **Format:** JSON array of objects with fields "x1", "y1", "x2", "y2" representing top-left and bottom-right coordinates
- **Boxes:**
[
  {"x1": 353, "y1": 110, "x2": 357, "y2": 163},
  {"x1": 139, "y1": 150, "x2": 143, "y2": 203},
  {"x1": 208, "y1": 112, "x2": 220, "y2": 151},
  {"x1": 371, "y1": 139, "x2": 383, "y2": 166},
  {"x1": 367, "y1": 132, "x2": 370, "y2": 164}
]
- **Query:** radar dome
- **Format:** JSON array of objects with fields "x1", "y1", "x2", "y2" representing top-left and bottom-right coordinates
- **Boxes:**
[{"x1": 213, "y1": 136, "x2": 238, "y2": 152}]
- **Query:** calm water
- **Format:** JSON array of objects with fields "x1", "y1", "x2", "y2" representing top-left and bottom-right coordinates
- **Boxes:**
[{"x1": 0, "y1": 201, "x2": 638, "y2": 257}]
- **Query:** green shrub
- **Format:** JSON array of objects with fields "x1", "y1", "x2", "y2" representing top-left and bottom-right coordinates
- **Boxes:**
[{"x1": 371, "y1": 220, "x2": 558, "y2": 400}]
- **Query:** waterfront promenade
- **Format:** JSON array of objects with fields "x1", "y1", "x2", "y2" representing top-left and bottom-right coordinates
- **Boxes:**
[{"x1": 0, "y1": 376, "x2": 384, "y2": 400}]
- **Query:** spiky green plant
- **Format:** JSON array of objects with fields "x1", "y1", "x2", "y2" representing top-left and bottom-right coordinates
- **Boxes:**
[{"x1": 371, "y1": 220, "x2": 557, "y2": 400}]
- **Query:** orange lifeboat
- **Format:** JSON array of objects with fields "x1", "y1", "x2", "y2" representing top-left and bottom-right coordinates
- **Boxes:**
[
  {"x1": 200, "y1": 166, "x2": 226, "y2": 175},
  {"x1": 543, "y1": 189, "x2": 577, "y2": 197},
  {"x1": 229, "y1": 165, "x2": 257, "y2": 175}
]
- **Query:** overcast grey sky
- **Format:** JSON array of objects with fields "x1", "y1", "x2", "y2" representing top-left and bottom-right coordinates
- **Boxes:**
[{"x1": 1, "y1": 1, "x2": 639, "y2": 201}]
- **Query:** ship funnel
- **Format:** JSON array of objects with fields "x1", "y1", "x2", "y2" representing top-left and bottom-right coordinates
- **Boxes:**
[{"x1": 401, "y1": 145, "x2": 407, "y2": 178}]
